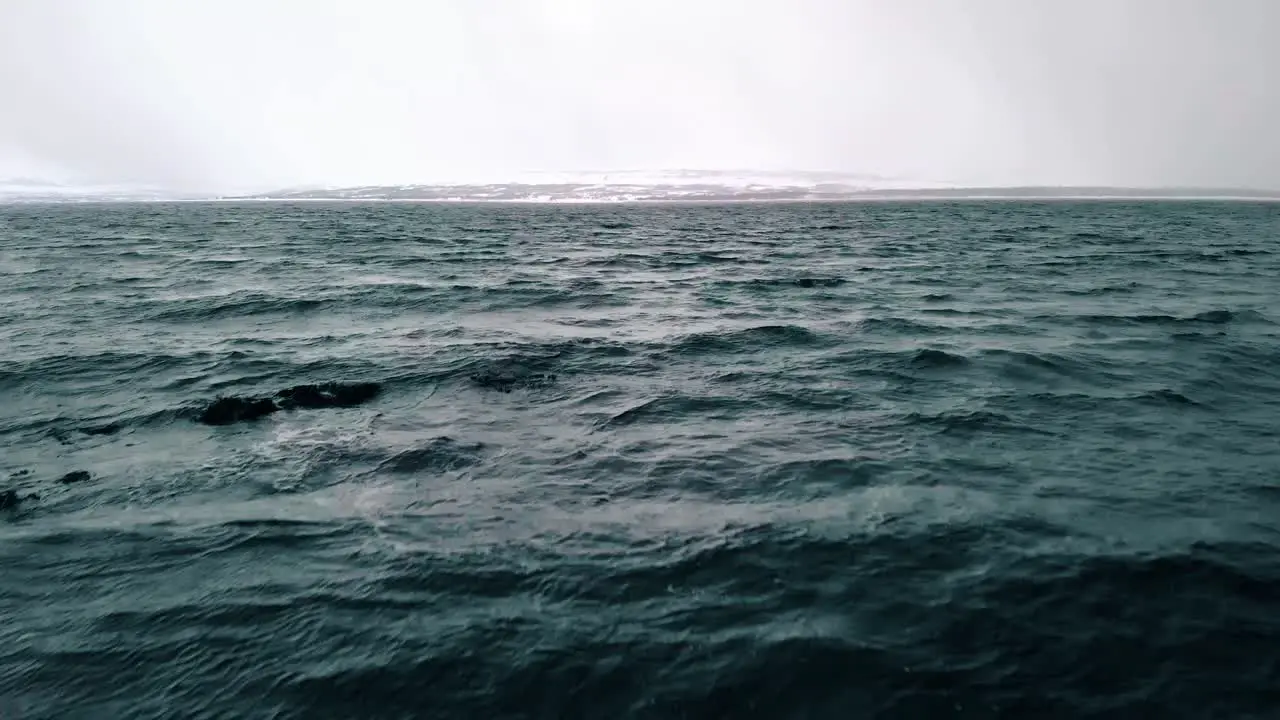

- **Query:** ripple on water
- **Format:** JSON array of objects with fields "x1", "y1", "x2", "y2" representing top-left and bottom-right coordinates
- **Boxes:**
[{"x1": 2, "y1": 200, "x2": 1279, "y2": 718}]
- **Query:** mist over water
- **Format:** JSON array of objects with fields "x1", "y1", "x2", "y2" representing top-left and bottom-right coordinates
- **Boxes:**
[{"x1": 3, "y1": 0, "x2": 1280, "y2": 192}]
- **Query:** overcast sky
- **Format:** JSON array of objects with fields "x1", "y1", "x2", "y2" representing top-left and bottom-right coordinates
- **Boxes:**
[{"x1": 1, "y1": 0, "x2": 1277, "y2": 192}]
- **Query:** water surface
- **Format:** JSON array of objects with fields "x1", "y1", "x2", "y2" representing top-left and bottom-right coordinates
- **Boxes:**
[{"x1": 2, "y1": 200, "x2": 1278, "y2": 718}]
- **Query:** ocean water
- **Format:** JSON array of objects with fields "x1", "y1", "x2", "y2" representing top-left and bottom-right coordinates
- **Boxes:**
[{"x1": 2, "y1": 200, "x2": 1279, "y2": 719}]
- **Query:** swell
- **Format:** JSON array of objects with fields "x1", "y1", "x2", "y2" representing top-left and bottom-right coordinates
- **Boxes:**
[
  {"x1": 6, "y1": 523, "x2": 1274, "y2": 718},
  {"x1": 12, "y1": 330, "x2": 1275, "y2": 444},
  {"x1": 1038, "y1": 308, "x2": 1272, "y2": 327},
  {"x1": 819, "y1": 346, "x2": 1098, "y2": 381},
  {"x1": 400, "y1": 338, "x2": 638, "y2": 391},
  {"x1": 994, "y1": 389, "x2": 1208, "y2": 413},
  {"x1": 143, "y1": 293, "x2": 330, "y2": 322},
  {"x1": 133, "y1": 282, "x2": 638, "y2": 323},
  {"x1": 669, "y1": 324, "x2": 833, "y2": 356},
  {"x1": 901, "y1": 408, "x2": 1057, "y2": 435},
  {"x1": 712, "y1": 276, "x2": 849, "y2": 289},
  {"x1": 0, "y1": 350, "x2": 228, "y2": 390},
  {"x1": 295, "y1": 538, "x2": 1272, "y2": 717},
  {"x1": 595, "y1": 394, "x2": 760, "y2": 429}
]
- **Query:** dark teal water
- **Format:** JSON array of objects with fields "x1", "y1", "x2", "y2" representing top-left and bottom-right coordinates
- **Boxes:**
[{"x1": 2, "y1": 200, "x2": 1279, "y2": 719}]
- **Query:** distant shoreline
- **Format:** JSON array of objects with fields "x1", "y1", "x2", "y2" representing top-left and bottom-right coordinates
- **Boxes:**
[
  {"x1": 5, "y1": 185, "x2": 1280, "y2": 205},
  {"x1": 7, "y1": 197, "x2": 1280, "y2": 206},
  {"x1": 224, "y1": 194, "x2": 1280, "y2": 203}
]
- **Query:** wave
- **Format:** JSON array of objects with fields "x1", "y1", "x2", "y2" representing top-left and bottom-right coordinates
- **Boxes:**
[
  {"x1": 754, "y1": 277, "x2": 847, "y2": 289},
  {"x1": 903, "y1": 409, "x2": 1056, "y2": 435},
  {"x1": 145, "y1": 294, "x2": 329, "y2": 322},
  {"x1": 377, "y1": 437, "x2": 487, "y2": 474},
  {"x1": 754, "y1": 457, "x2": 890, "y2": 490},
  {"x1": 145, "y1": 283, "x2": 639, "y2": 318},
  {"x1": 1060, "y1": 282, "x2": 1144, "y2": 296},
  {"x1": 0, "y1": 350, "x2": 227, "y2": 390},
  {"x1": 1043, "y1": 308, "x2": 1271, "y2": 327},
  {"x1": 857, "y1": 317, "x2": 949, "y2": 336},
  {"x1": 980, "y1": 389, "x2": 1212, "y2": 419},
  {"x1": 908, "y1": 348, "x2": 970, "y2": 368},
  {"x1": 4, "y1": 508, "x2": 1272, "y2": 717},
  {"x1": 12, "y1": 327, "x2": 1262, "y2": 449},
  {"x1": 597, "y1": 395, "x2": 759, "y2": 430},
  {"x1": 671, "y1": 325, "x2": 830, "y2": 356},
  {"x1": 433, "y1": 340, "x2": 635, "y2": 389}
]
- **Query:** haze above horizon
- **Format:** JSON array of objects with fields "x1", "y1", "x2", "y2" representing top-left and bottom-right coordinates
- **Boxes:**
[{"x1": 3, "y1": 0, "x2": 1278, "y2": 195}]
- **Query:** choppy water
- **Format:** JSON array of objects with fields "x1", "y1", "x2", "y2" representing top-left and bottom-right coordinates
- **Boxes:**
[{"x1": 2, "y1": 200, "x2": 1279, "y2": 719}]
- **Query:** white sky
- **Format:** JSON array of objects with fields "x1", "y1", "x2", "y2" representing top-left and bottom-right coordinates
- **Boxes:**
[{"x1": 1, "y1": 0, "x2": 1278, "y2": 192}]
